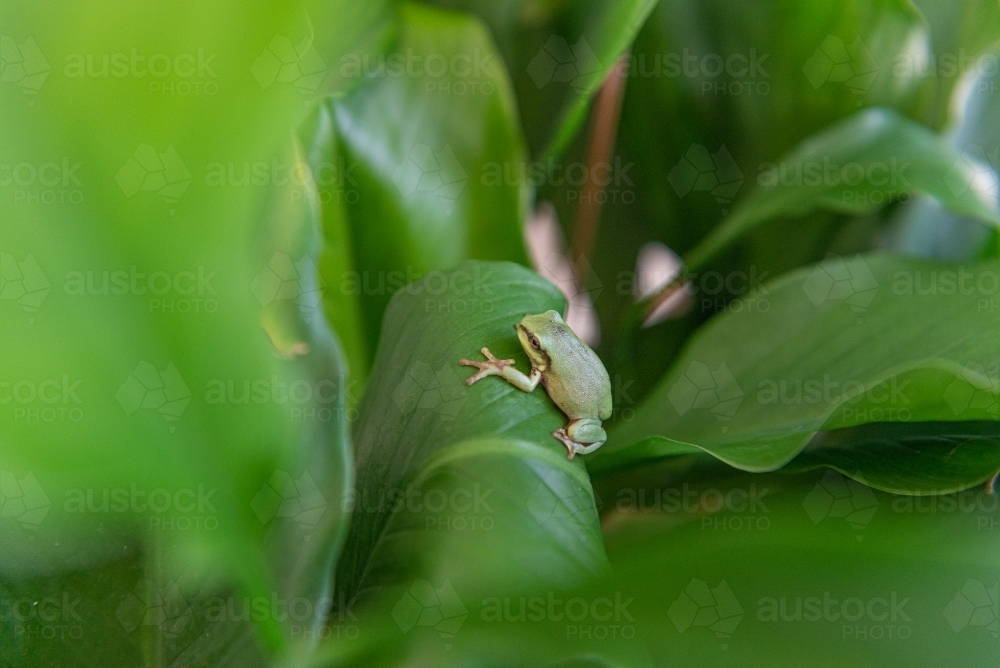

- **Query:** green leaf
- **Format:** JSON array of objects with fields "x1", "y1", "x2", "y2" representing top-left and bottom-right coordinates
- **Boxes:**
[
  {"x1": 529, "y1": 0, "x2": 660, "y2": 160},
  {"x1": 319, "y1": 2, "x2": 530, "y2": 370},
  {"x1": 299, "y1": 104, "x2": 373, "y2": 391},
  {"x1": 888, "y1": 48, "x2": 1000, "y2": 261},
  {"x1": 423, "y1": 0, "x2": 659, "y2": 159},
  {"x1": 909, "y1": 0, "x2": 1000, "y2": 129},
  {"x1": 782, "y1": 420, "x2": 1000, "y2": 494},
  {"x1": 334, "y1": 261, "x2": 608, "y2": 606},
  {"x1": 252, "y1": 142, "x2": 357, "y2": 648},
  {"x1": 595, "y1": 470, "x2": 1000, "y2": 667},
  {"x1": 683, "y1": 108, "x2": 1000, "y2": 271},
  {"x1": 597, "y1": 253, "x2": 1000, "y2": 475}
]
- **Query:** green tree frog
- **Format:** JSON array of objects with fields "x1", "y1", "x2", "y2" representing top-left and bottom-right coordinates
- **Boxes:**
[{"x1": 459, "y1": 310, "x2": 613, "y2": 460}]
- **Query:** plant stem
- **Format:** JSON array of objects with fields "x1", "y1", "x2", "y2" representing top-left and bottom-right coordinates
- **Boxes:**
[{"x1": 570, "y1": 55, "x2": 630, "y2": 282}]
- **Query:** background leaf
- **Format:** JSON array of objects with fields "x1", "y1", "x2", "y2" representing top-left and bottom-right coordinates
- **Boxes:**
[
  {"x1": 683, "y1": 108, "x2": 1000, "y2": 271},
  {"x1": 600, "y1": 253, "x2": 1000, "y2": 476},
  {"x1": 314, "y1": 1, "x2": 531, "y2": 381},
  {"x1": 423, "y1": 0, "x2": 660, "y2": 159},
  {"x1": 594, "y1": 469, "x2": 1000, "y2": 667},
  {"x1": 888, "y1": 47, "x2": 1000, "y2": 261},
  {"x1": 783, "y1": 420, "x2": 1000, "y2": 494}
]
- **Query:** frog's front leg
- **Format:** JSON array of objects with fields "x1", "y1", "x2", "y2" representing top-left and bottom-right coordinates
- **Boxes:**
[
  {"x1": 460, "y1": 347, "x2": 541, "y2": 391},
  {"x1": 552, "y1": 418, "x2": 607, "y2": 460}
]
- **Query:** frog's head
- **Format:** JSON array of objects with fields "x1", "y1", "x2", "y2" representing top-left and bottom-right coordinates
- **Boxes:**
[{"x1": 515, "y1": 310, "x2": 564, "y2": 370}]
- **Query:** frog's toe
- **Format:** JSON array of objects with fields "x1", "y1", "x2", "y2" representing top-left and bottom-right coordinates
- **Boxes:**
[{"x1": 551, "y1": 428, "x2": 578, "y2": 460}]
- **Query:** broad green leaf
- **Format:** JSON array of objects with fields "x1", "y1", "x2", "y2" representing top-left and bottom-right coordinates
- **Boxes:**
[
  {"x1": 595, "y1": 470, "x2": 1000, "y2": 667},
  {"x1": 528, "y1": 0, "x2": 660, "y2": 160},
  {"x1": 683, "y1": 108, "x2": 1000, "y2": 271},
  {"x1": 299, "y1": 104, "x2": 372, "y2": 392},
  {"x1": 316, "y1": 2, "x2": 397, "y2": 99},
  {"x1": 333, "y1": 261, "x2": 608, "y2": 607},
  {"x1": 597, "y1": 253, "x2": 1000, "y2": 474},
  {"x1": 889, "y1": 48, "x2": 1000, "y2": 261},
  {"x1": 328, "y1": 436, "x2": 610, "y2": 668},
  {"x1": 909, "y1": 0, "x2": 1000, "y2": 129},
  {"x1": 322, "y1": 2, "x2": 530, "y2": 368},
  {"x1": 252, "y1": 141, "x2": 356, "y2": 648},
  {"x1": 423, "y1": 0, "x2": 659, "y2": 159},
  {"x1": 784, "y1": 421, "x2": 1000, "y2": 494}
]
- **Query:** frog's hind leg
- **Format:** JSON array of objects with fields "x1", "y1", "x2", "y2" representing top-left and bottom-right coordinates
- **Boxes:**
[{"x1": 552, "y1": 418, "x2": 607, "y2": 460}]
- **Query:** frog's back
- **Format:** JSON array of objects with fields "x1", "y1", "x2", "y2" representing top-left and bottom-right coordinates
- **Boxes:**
[{"x1": 543, "y1": 331, "x2": 612, "y2": 420}]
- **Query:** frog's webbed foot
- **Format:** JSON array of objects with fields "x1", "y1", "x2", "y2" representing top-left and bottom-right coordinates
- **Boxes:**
[
  {"x1": 553, "y1": 421, "x2": 607, "y2": 460},
  {"x1": 459, "y1": 347, "x2": 515, "y2": 386},
  {"x1": 552, "y1": 428, "x2": 579, "y2": 460}
]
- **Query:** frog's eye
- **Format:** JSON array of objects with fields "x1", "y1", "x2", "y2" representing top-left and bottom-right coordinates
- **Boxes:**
[{"x1": 529, "y1": 335, "x2": 541, "y2": 350}]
